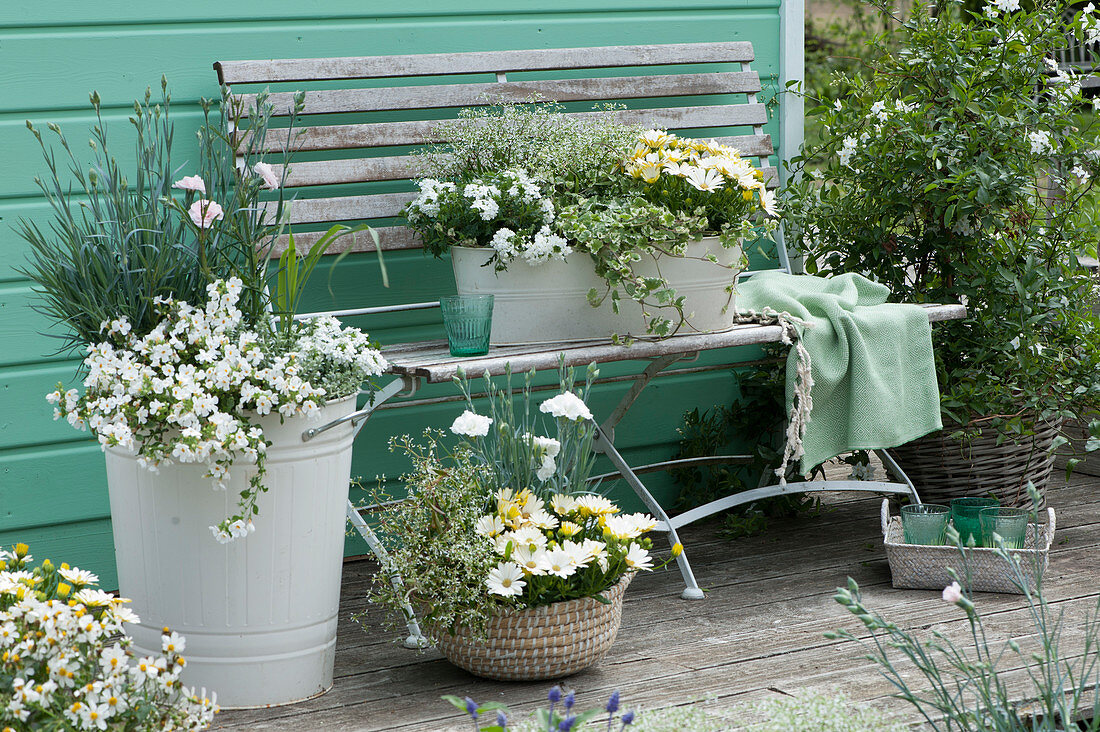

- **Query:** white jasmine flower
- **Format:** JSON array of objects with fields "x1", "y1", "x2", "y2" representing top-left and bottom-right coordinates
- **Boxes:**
[
  {"x1": 1074, "y1": 165, "x2": 1091, "y2": 184},
  {"x1": 870, "y1": 100, "x2": 888, "y2": 122},
  {"x1": 1028, "y1": 129, "x2": 1053, "y2": 155},
  {"x1": 450, "y1": 410, "x2": 493, "y2": 437},
  {"x1": 838, "y1": 136, "x2": 858, "y2": 167}
]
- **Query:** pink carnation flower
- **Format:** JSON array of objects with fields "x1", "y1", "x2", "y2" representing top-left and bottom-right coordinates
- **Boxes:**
[
  {"x1": 941, "y1": 581, "x2": 963, "y2": 604},
  {"x1": 253, "y1": 162, "x2": 280, "y2": 190},
  {"x1": 172, "y1": 175, "x2": 206, "y2": 194},
  {"x1": 188, "y1": 200, "x2": 224, "y2": 229}
]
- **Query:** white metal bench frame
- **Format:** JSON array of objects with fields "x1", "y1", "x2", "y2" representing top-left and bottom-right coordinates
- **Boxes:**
[{"x1": 214, "y1": 43, "x2": 964, "y2": 647}]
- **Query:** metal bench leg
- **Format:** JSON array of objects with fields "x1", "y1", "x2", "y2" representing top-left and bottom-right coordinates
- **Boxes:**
[
  {"x1": 346, "y1": 502, "x2": 428, "y2": 649},
  {"x1": 593, "y1": 424, "x2": 705, "y2": 600},
  {"x1": 313, "y1": 374, "x2": 430, "y2": 649}
]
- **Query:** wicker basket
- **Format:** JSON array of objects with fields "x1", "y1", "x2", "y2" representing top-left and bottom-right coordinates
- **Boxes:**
[
  {"x1": 433, "y1": 573, "x2": 632, "y2": 681},
  {"x1": 888, "y1": 418, "x2": 1062, "y2": 506},
  {"x1": 881, "y1": 500, "x2": 1055, "y2": 594}
]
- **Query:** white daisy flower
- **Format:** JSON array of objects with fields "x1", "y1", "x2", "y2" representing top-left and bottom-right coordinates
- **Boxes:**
[{"x1": 486, "y1": 562, "x2": 527, "y2": 598}]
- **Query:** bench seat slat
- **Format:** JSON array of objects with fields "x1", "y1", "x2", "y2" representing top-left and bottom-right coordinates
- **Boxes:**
[
  {"x1": 214, "y1": 42, "x2": 756, "y2": 84},
  {"x1": 250, "y1": 104, "x2": 769, "y2": 153},
  {"x1": 380, "y1": 304, "x2": 968, "y2": 384},
  {"x1": 238, "y1": 72, "x2": 763, "y2": 116},
  {"x1": 274, "y1": 133, "x2": 773, "y2": 188}
]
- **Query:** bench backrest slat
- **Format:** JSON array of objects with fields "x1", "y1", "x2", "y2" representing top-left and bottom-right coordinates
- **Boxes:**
[
  {"x1": 214, "y1": 42, "x2": 756, "y2": 84},
  {"x1": 214, "y1": 41, "x2": 776, "y2": 260},
  {"x1": 237, "y1": 72, "x2": 762, "y2": 117}
]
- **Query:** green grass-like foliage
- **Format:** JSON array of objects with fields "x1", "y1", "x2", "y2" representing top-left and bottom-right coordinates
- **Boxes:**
[{"x1": 18, "y1": 80, "x2": 208, "y2": 353}]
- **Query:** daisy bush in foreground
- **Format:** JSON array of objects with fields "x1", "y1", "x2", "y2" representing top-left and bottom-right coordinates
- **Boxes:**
[
  {"x1": 365, "y1": 366, "x2": 674, "y2": 643},
  {"x1": 47, "y1": 278, "x2": 387, "y2": 543},
  {"x1": 0, "y1": 545, "x2": 217, "y2": 731}
]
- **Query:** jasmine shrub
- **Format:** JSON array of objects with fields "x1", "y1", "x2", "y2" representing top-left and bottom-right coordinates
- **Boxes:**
[{"x1": 0, "y1": 544, "x2": 217, "y2": 730}]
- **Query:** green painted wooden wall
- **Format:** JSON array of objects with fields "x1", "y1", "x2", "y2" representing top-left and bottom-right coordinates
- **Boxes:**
[{"x1": 0, "y1": 1, "x2": 796, "y2": 589}]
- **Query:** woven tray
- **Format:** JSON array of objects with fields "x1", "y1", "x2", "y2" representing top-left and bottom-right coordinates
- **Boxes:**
[
  {"x1": 881, "y1": 500, "x2": 1055, "y2": 594},
  {"x1": 433, "y1": 573, "x2": 632, "y2": 681}
]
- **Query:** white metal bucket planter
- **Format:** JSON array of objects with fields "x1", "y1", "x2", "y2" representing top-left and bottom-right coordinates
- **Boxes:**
[
  {"x1": 103, "y1": 395, "x2": 357, "y2": 708},
  {"x1": 451, "y1": 236, "x2": 744, "y2": 344}
]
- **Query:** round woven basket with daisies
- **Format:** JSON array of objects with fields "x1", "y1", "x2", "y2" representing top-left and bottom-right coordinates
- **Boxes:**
[{"x1": 433, "y1": 573, "x2": 633, "y2": 681}]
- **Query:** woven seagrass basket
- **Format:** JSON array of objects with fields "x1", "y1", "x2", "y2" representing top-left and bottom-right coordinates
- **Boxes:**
[
  {"x1": 881, "y1": 500, "x2": 1055, "y2": 594},
  {"x1": 433, "y1": 573, "x2": 632, "y2": 681},
  {"x1": 888, "y1": 418, "x2": 1062, "y2": 506}
]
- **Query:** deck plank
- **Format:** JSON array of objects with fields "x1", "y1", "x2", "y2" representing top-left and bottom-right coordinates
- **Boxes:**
[{"x1": 213, "y1": 474, "x2": 1100, "y2": 730}]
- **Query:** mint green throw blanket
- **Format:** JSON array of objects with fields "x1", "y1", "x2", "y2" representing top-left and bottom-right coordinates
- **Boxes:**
[{"x1": 737, "y1": 271, "x2": 942, "y2": 475}]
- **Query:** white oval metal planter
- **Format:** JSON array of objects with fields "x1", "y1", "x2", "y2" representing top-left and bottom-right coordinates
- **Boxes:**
[
  {"x1": 451, "y1": 236, "x2": 744, "y2": 345},
  {"x1": 103, "y1": 395, "x2": 357, "y2": 708}
]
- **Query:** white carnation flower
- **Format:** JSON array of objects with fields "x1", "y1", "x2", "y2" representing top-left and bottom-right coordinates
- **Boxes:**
[
  {"x1": 539, "y1": 391, "x2": 593, "y2": 422},
  {"x1": 450, "y1": 410, "x2": 493, "y2": 437}
]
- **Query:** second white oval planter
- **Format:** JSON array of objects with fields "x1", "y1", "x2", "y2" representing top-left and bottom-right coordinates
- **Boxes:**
[
  {"x1": 451, "y1": 236, "x2": 743, "y2": 344},
  {"x1": 103, "y1": 395, "x2": 357, "y2": 708}
]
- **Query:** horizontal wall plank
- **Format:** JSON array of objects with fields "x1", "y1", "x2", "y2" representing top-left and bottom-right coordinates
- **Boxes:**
[
  {"x1": 0, "y1": 518, "x2": 118, "y2": 591},
  {"x1": 216, "y1": 42, "x2": 757, "y2": 84},
  {"x1": 1, "y1": 1, "x2": 782, "y2": 30},
  {"x1": 0, "y1": 360, "x2": 85, "y2": 450},
  {"x1": 0, "y1": 442, "x2": 108, "y2": 531},
  {"x1": 0, "y1": 16, "x2": 781, "y2": 115}
]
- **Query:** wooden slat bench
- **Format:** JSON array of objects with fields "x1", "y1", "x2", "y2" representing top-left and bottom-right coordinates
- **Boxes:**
[{"x1": 214, "y1": 43, "x2": 965, "y2": 625}]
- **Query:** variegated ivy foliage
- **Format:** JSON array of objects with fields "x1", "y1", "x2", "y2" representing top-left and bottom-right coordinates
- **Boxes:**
[
  {"x1": 47, "y1": 279, "x2": 387, "y2": 544},
  {"x1": 0, "y1": 545, "x2": 218, "y2": 731}
]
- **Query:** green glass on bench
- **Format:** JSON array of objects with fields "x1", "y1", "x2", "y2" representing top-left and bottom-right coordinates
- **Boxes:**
[
  {"x1": 900, "y1": 503, "x2": 950, "y2": 545},
  {"x1": 951, "y1": 497, "x2": 999, "y2": 546},
  {"x1": 441, "y1": 294, "x2": 494, "y2": 357}
]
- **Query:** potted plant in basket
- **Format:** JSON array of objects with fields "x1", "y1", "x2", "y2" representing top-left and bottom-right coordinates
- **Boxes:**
[
  {"x1": 402, "y1": 101, "x2": 778, "y2": 342},
  {"x1": 782, "y1": 0, "x2": 1100, "y2": 504},
  {"x1": 20, "y1": 81, "x2": 387, "y2": 707},
  {"x1": 366, "y1": 366, "x2": 674, "y2": 680}
]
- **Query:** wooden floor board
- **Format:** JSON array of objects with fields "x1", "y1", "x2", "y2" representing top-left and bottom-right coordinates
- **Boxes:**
[{"x1": 213, "y1": 476, "x2": 1100, "y2": 731}]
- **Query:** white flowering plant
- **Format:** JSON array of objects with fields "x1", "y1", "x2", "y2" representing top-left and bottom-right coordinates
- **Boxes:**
[
  {"x1": 783, "y1": 0, "x2": 1100, "y2": 442},
  {"x1": 450, "y1": 363, "x2": 600, "y2": 497},
  {"x1": 46, "y1": 278, "x2": 387, "y2": 543},
  {"x1": 364, "y1": 439, "x2": 665, "y2": 645},
  {"x1": 403, "y1": 170, "x2": 570, "y2": 268},
  {"x1": 475, "y1": 487, "x2": 663, "y2": 605},
  {"x1": 0, "y1": 543, "x2": 218, "y2": 731}
]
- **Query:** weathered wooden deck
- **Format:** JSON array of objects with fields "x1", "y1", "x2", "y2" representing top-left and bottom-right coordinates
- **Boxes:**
[{"x1": 214, "y1": 473, "x2": 1100, "y2": 731}]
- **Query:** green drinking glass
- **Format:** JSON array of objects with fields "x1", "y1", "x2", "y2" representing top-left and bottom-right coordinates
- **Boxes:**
[
  {"x1": 950, "y1": 497, "x2": 1000, "y2": 547},
  {"x1": 440, "y1": 295, "x2": 494, "y2": 357},
  {"x1": 900, "y1": 503, "x2": 950, "y2": 545},
  {"x1": 979, "y1": 507, "x2": 1030, "y2": 549}
]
